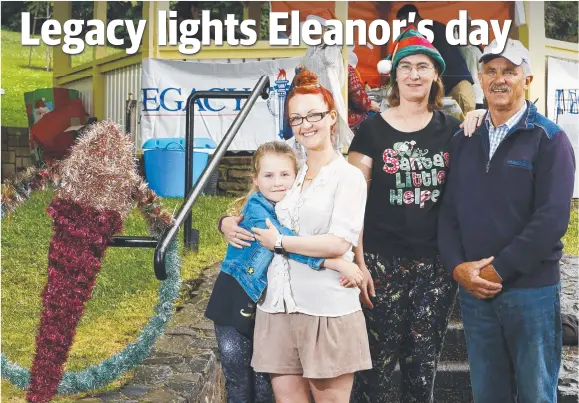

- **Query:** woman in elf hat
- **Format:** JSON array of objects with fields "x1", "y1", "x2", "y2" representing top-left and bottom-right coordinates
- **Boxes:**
[{"x1": 348, "y1": 27, "x2": 471, "y2": 402}]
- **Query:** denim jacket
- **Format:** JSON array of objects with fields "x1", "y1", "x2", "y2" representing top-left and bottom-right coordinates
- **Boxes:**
[{"x1": 220, "y1": 192, "x2": 324, "y2": 302}]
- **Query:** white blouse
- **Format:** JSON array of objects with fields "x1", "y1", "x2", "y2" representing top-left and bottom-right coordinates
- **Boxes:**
[{"x1": 258, "y1": 155, "x2": 367, "y2": 317}]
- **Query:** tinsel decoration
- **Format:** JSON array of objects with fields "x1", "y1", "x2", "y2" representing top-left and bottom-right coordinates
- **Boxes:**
[
  {"x1": 0, "y1": 121, "x2": 181, "y2": 399},
  {"x1": 1, "y1": 165, "x2": 60, "y2": 217},
  {"x1": 0, "y1": 199, "x2": 180, "y2": 395},
  {"x1": 26, "y1": 121, "x2": 140, "y2": 403}
]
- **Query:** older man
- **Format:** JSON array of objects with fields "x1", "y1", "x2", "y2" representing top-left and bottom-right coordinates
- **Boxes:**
[{"x1": 438, "y1": 39, "x2": 575, "y2": 403}]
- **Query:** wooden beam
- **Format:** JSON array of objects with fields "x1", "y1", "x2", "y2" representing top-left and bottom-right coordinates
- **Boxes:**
[
  {"x1": 518, "y1": 1, "x2": 546, "y2": 114},
  {"x1": 142, "y1": 2, "x2": 155, "y2": 59},
  {"x1": 545, "y1": 39, "x2": 579, "y2": 61},
  {"x1": 52, "y1": 1, "x2": 71, "y2": 83},
  {"x1": 93, "y1": 1, "x2": 108, "y2": 60},
  {"x1": 335, "y1": 1, "x2": 348, "y2": 102},
  {"x1": 92, "y1": 66, "x2": 105, "y2": 119},
  {"x1": 247, "y1": 1, "x2": 264, "y2": 39},
  {"x1": 157, "y1": 41, "x2": 307, "y2": 59},
  {"x1": 92, "y1": 1, "x2": 108, "y2": 119}
]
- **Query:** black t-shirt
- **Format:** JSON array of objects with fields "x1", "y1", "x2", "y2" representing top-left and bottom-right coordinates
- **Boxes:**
[
  {"x1": 349, "y1": 111, "x2": 461, "y2": 259},
  {"x1": 205, "y1": 271, "x2": 256, "y2": 339}
]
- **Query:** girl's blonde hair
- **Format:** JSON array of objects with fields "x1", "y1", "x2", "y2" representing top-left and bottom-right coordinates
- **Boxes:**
[{"x1": 228, "y1": 141, "x2": 298, "y2": 215}]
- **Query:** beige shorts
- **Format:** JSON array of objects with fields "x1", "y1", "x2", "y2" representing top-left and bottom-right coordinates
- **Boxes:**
[{"x1": 251, "y1": 309, "x2": 372, "y2": 379}]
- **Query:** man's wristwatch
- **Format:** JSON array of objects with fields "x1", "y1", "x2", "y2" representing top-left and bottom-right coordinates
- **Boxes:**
[{"x1": 274, "y1": 234, "x2": 285, "y2": 254}]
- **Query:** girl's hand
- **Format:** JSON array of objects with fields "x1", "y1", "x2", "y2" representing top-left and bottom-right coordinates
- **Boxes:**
[
  {"x1": 336, "y1": 261, "x2": 364, "y2": 288},
  {"x1": 252, "y1": 218, "x2": 280, "y2": 251},
  {"x1": 340, "y1": 277, "x2": 357, "y2": 288},
  {"x1": 222, "y1": 215, "x2": 254, "y2": 249},
  {"x1": 460, "y1": 109, "x2": 487, "y2": 137},
  {"x1": 370, "y1": 100, "x2": 381, "y2": 112}
]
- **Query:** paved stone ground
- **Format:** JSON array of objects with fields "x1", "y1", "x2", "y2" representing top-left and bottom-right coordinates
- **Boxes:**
[{"x1": 75, "y1": 257, "x2": 578, "y2": 403}]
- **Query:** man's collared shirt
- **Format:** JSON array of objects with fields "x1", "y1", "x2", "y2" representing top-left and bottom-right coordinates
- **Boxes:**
[{"x1": 486, "y1": 102, "x2": 527, "y2": 159}]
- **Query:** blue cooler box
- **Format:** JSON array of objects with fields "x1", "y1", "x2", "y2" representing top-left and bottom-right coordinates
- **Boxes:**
[{"x1": 142, "y1": 137, "x2": 217, "y2": 197}]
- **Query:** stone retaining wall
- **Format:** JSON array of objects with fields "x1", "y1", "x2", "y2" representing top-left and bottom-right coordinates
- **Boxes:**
[
  {"x1": 217, "y1": 155, "x2": 253, "y2": 197},
  {"x1": 0, "y1": 128, "x2": 254, "y2": 199},
  {"x1": 76, "y1": 263, "x2": 226, "y2": 403},
  {"x1": 1, "y1": 127, "x2": 33, "y2": 181}
]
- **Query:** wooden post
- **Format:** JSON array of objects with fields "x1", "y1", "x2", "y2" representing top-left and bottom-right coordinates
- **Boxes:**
[
  {"x1": 52, "y1": 1, "x2": 71, "y2": 84},
  {"x1": 517, "y1": 1, "x2": 546, "y2": 114},
  {"x1": 93, "y1": 1, "x2": 108, "y2": 60},
  {"x1": 335, "y1": 1, "x2": 348, "y2": 104},
  {"x1": 143, "y1": 1, "x2": 170, "y2": 59},
  {"x1": 247, "y1": 1, "x2": 264, "y2": 39},
  {"x1": 92, "y1": 1, "x2": 107, "y2": 120},
  {"x1": 142, "y1": 2, "x2": 155, "y2": 59}
]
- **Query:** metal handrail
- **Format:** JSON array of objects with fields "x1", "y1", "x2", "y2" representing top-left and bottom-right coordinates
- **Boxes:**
[
  {"x1": 107, "y1": 76, "x2": 270, "y2": 281},
  {"x1": 183, "y1": 91, "x2": 248, "y2": 250},
  {"x1": 152, "y1": 75, "x2": 270, "y2": 280}
]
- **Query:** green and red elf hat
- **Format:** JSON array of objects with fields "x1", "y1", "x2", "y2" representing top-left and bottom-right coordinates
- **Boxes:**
[{"x1": 377, "y1": 25, "x2": 446, "y2": 81}]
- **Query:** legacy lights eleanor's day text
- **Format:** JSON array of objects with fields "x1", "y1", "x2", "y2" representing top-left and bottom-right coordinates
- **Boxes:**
[{"x1": 21, "y1": 10, "x2": 512, "y2": 56}]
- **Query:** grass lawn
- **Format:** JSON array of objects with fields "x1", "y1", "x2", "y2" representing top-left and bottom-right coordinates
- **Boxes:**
[
  {"x1": 1, "y1": 189, "x2": 233, "y2": 402},
  {"x1": 564, "y1": 201, "x2": 579, "y2": 256},
  {"x1": 1, "y1": 30, "x2": 53, "y2": 127},
  {"x1": 1, "y1": 29, "x2": 99, "y2": 127}
]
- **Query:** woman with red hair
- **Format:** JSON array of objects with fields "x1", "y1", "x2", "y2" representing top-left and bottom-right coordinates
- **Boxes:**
[{"x1": 223, "y1": 69, "x2": 371, "y2": 402}]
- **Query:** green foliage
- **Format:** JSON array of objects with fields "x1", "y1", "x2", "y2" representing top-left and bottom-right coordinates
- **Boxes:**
[
  {"x1": 1, "y1": 189, "x2": 233, "y2": 401},
  {"x1": 170, "y1": 1, "x2": 242, "y2": 19},
  {"x1": 0, "y1": 2, "x2": 28, "y2": 32},
  {"x1": 25, "y1": 1, "x2": 51, "y2": 21},
  {"x1": 260, "y1": 1, "x2": 270, "y2": 40},
  {"x1": 545, "y1": 1, "x2": 579, "y2": 43}
]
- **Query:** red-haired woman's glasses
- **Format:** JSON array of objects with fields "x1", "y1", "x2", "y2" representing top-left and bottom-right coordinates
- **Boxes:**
[{"x1": 288, "y1": 111, "x2": 330, "y2": 126}]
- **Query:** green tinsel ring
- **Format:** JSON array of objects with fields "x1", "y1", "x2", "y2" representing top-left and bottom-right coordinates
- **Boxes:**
[
  {"x1": 1, "y1": 239, "x2": 181, "y2": 393},
  {"x1": 1, "y1": 178, "x2": 182, "y2": 394}
]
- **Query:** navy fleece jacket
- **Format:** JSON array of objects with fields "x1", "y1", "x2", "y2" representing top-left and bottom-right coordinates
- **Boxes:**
[{"x1": 438, "y1": 101, "x2": 575, "y2": 288}]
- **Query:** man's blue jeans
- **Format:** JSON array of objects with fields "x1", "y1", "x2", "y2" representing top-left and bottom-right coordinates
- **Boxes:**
[{"x1": 459, "y1": 283, "x2": 562, "y2": 403}]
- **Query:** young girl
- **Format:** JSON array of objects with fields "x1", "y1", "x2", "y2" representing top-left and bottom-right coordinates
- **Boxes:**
[{"x1": 205, "y1": 141, "x2": 362, "y2": 403}]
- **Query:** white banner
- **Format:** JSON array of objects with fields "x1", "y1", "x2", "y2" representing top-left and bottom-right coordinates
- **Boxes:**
[
  {"x1": 546, "y1": 56, "x2": 579, "y2": 198},
  {"x1": 546, "y1": 57, "x2": 579, "y2": 120},
  {"x1": 140, "y1": 58, "x2": 302, "y2": 151}
]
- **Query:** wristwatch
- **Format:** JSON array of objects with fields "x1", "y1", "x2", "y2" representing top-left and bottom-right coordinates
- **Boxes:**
[{"x1": 274, "y1": 234, "x2": 285, "y2": 254}]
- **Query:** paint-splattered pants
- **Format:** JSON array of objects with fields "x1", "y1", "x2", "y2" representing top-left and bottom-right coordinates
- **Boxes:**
[{"x1": 352, "y1": 253, "x2": 457, "y2": 403}]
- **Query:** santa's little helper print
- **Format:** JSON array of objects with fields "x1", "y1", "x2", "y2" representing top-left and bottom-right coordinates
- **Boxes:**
[{"x1": 382, "y1": 141, "x2": 450, "y2": 208}]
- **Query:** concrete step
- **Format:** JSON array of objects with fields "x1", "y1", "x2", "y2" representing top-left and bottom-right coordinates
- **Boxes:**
[
  {"x1": 382, "y1": 359, "x2": 578, "y2": 403},
  {"x1": 382, "y1": 361, "x2": 474, "y2": 403},
  {"x1": 559, "y1": 393, "x2": 579, "y2": 403},
  {"x1": 440, "y1": 320, "x2": 468, "y2": 362},
  {"x1": 450, "y1": 295, "x2": 462, "y2": 321}
]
